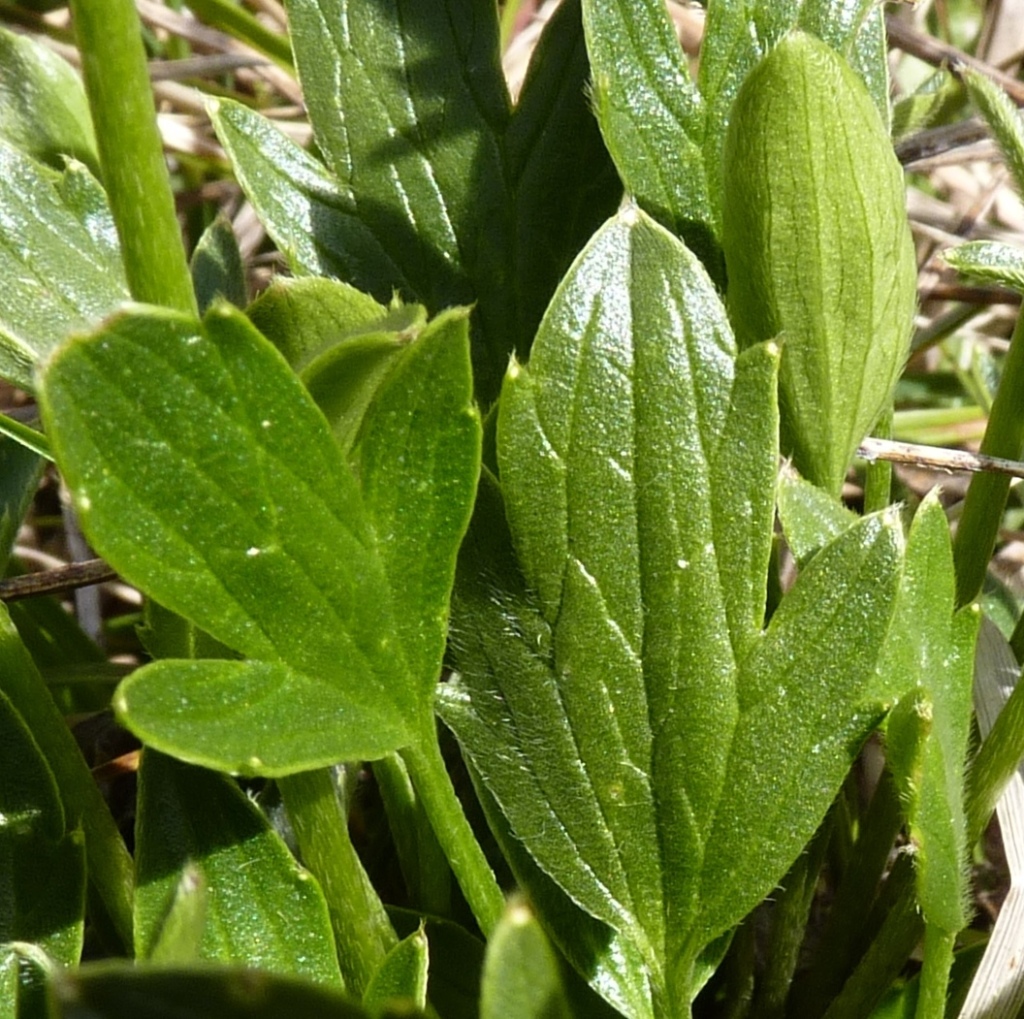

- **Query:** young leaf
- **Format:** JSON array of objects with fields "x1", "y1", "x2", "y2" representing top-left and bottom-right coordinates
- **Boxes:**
[
  {"x1": 190, "y1": 216, "x2": 247, "y2": 313},
  {"x1": 0, "y1": 689, "x2": 85, "y2": 966},
  {"x1": 777, "y1": 468, "x2": 857, "y2": 566},
  {"x1": 722, "y1": 32, "x2": 916, "y2": 494},
  {"x1": 285, "y1": 0, "x2": 516, "y2": 401},
  {"x1": 134, "y1": 751, "x2": 342, "y2": 983},
  {"x1": 963, "y1": 68, "x2": 1024, "y2": 199},
  {"x1": 352, "y1": 307, "x2": 481, "y2": 700},
  {"x1": 944, "y1": 240, "x2": 1024, "y2": 293},
  {"x1": 580, "y1": 0, "x2": 720, "y2": 281},
  {"x1": 0, "y1": 142, "x2": 128, "y2": 391},
  {"x1": 39, "y1": 303, "x2": 416, "y2": 771},
  {"x1": 363, "y1": 927, "x2": 429, "y2": 1017},
  {"x1": 480, "y1": 898, "x2": 572, "y2": 1019},
  {"x1": 208, "y1": 98, "x2": 408, "y2": 303},
  {"x1": 0, "y1": 27, "x2": 98, "y2": 173},
  {"x1": 880, "y1": 494, "x2": 978, "y2": 934}
]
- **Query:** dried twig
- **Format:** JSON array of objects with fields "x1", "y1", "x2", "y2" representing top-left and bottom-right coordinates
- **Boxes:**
[
  {"x1": 0, "y1": 559, "x2": 118, "y2": 603},
  {"x1": 858, "y1": 436, "x2": 1024, "y2": 480}
]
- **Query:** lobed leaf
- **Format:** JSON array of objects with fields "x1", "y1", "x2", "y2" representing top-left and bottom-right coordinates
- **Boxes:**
[{"x1": 39, "y1": 304, "x2": 416, "y2": 772}]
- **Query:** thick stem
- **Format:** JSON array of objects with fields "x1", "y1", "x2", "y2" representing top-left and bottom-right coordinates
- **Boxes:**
[
  {"x1": 278, "y1": 768, "x2": 396, "y2": 996},
  {"x1": 952, "y1": 310, "x2": 1024, "y2": 605},
  {"x1": 401, "y1": 730, "x2": 505, "y2": 936},
  {"x1": 69, "y1": 0, "x2": 196, "y2": 315}
]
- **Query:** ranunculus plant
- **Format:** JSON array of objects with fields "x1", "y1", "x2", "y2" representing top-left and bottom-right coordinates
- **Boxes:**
[{"x1": 2, "y1": 2, "x2": 1024, "y2": 1018}]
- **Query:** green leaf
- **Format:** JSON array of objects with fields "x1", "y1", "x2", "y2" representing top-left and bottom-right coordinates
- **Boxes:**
[
  {"x1": 144, "y1": 865, "x2": 207, "y2": 965},
  {"x1": 285, "y1": 0, "x2": 515, "y2": 401},
  {"x1": 880, "y1": 495, "x2": 978, "y2": 934},
  {"x1": 944, "y1": 240, "x2": 1024, "y2": 293},
  {"x1": 191, "y1": 215, "x2": 247, "y2": 313},
  {"x1": 246, "y1": 277, "x2": 388, "y2": 371},
  {"x1": 777, "y1": 469, "x2": 858, "y2": 566},
  {"x1": 505, "y1": 0, "x2": 622, "y2": 345},
  {"x1": 364, "y1": 926, "x2": 429, "y2": 1016},
  {"x1": 480, "y1": 898, "x2": 572, "y2": 1019},
  {"x1": 135, "y1": 751, "x2": 342, "y2": 982},
  {"x1": 39, "y1": 303, "x2": 416, "y2": 772},
  {"x1": 722, "y1": 32, "x2": 916, "y2": 494},
  {"x1": 51, "y1": 965, "x2": 387, "y2": 1019},
  {"x1": 352, "y1": 307, "x2": 481, "y2": 697},
  {"x1": 0, "y1": 437, "x2": 45, "y2": 572},
  {"x1": 1, "y1": 943, "x2": 58, "y2": 1019},
  {"x1": 0, "y1": 142, "x2": 128, "y2": 391},
  {"x1": 963, "y1": 68, "x2": 1024, "y2": 199},
  {"x1": 208, "y1": 98, "x2": 408, "y2": 302},
  {"x1": 891, "y1": 70, "x2": 961, "y2": 141},
  {"x1": 447, "y1": 205, "x2": 907, "y2": 1001},
  {"x1": 0, "y1": 688, "x2": 85, "y2": 966},
  {"x1": 0, "y1": 27, "x2": 98, "y2": 173},
  {"x1": 0, "y1": 601, "x2": 132, "y2": 948},
  {"x1": 581, "y1": 0, "x2": 720, "y2": 281}
]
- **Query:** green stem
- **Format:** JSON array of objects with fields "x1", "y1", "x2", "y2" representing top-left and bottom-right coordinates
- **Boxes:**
[
  {"x1": 966, "y1": 662, "x2": 1024, "y2": 844},
  {"x1": 0, "y1": 604, "x2": 133, "y2": 950},
  {"x1": 952, "y1": 309, "x2": 1024, "y2": 606},
  {"x1": 278, "y1": 768, "x2": 396, "y2": 995},
  {"x1": 401, "y1": 729, "x2": 505, "y2": 936},
  {"x1": 863, "y1": 410, "x2": 893, "y2": 514},
  {"x1": 182, "y1": 0, "x2": 294, "y2": 69},
  {"x1": 373, "y1": 753, "x2": 452, "y2": 919},
  {"x1": 914, "y1": 926, "x2": 955, "y2": 1019},
  {"x1": 69, "y1": 0, "x2": 196, "y2": 315}
]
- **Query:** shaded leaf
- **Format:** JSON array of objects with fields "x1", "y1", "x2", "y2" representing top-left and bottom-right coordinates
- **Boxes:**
[
  {"x1": 285, "y1": 0, "x2": 516, "y2": 401},
  {"x1": 135, "y1": 751, "x2": 341, "y2": 981},
  {"x1": 0, "y1": 688, "x2": 85, "y2": 965},
  {"x1": 191, "y1": 216, "x2": 247, "y2": 313},
  {"x1": 51, "y1": 965, "x2": 393, "y2": 1019}
]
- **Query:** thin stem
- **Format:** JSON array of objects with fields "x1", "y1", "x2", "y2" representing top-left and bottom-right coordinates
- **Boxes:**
[
  {"x1": 915, "y1": 926, "x2": 955, "y2": 1019},
  {"x1": 401, "y1": 728, "x2": 505, "y2": 936},
  {"x1": 182, "y1": 0, "x2": 294, "y2": 69},
  {"x1": 69, "y1": 0, "x2": 196, "y2": 315},
  {"x1": 372, "y1": 753, "x2": 452, "y2": 919},
  {"x1": 952, "y1": 309, "x2": 1024, "y2": 606},
  {"x1": 278, "y1": 769, "x2": 396, "y2": 996},
  {"x1": 862, "y1": 411, "x2": 893, "y2": 514}
]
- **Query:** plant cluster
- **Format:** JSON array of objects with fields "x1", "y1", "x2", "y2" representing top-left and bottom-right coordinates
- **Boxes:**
[{"x1": 3, "y1": 2, "x2": 1024, "y2": 1018}]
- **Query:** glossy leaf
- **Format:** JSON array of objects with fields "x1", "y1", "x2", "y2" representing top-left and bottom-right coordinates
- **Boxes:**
[
  {"x1": 285, "y1": 0, "x2": 515, "y2": 401},
  {"x1": 722, "y1": 32, "x2": 916, "y2": 494},
  {"x1": 580, "y1": 0, "x2": 720, "y2": 281},
  {"x1": 480, "y1": 898, "x2": 572, "y2": 1019},
  {"x1": 39, "y1": 303, "x2": 416, "y2": 772},
  {"x1": 0, "y1": 142, "x2": 128, "y2": 391},
  {"x1": 0, "y1": 27, "x2": 98, "y2": 173},
  {"x1": 1, "y1": 943, "x2": 56, "y2": 1019},
  {"x1": 135, "y1": 752, "x2": 341, "y2": 981},
  {"x1": 363, "y1": 927, "x2": 429, "y2": 1016},
  {"x1": 446, "y1": 206, "x2": 908, "y2": 1003},
  {"x1": 51, "y1": 965, "x2": 392, "y2": 1019},
  {"x1": 0, "y1": 689, "x2": 85, "y2": 965},
  {"x1": 505, "y1": 0, "x2": 622, "y2": 344},
  {"x1": 208, "y1": 98, "x2": 407, "y2": 303},
  {"x1": 880, "y1": 495, "x2": 977, "y2": 933},
  {"x1": 352, "y1": 307, "x2": 481, "y2": 698}
]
